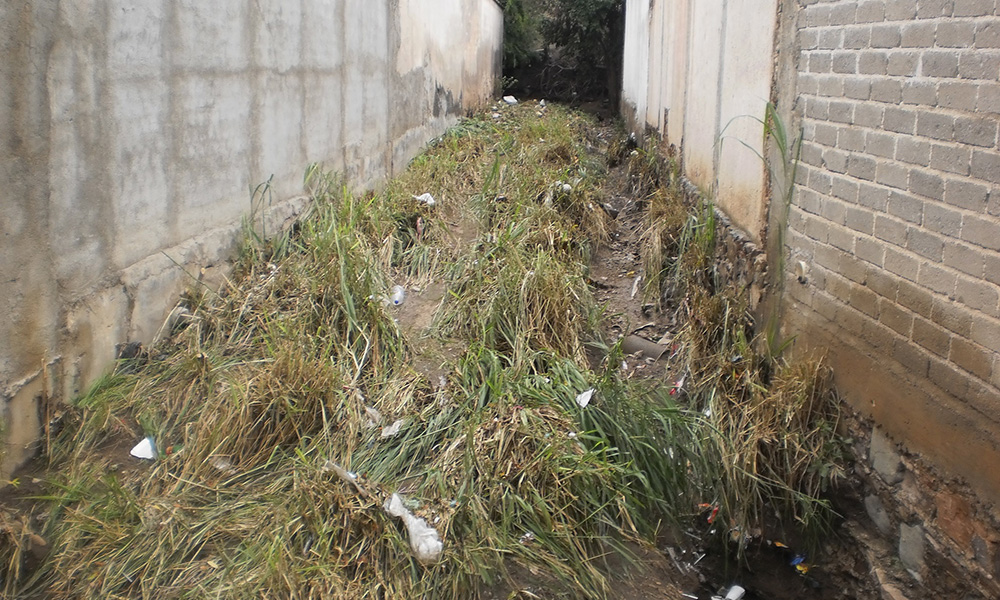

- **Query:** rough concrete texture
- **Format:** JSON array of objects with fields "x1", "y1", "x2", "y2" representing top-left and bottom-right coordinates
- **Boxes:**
[
  {"x1": 0, "y1": 0, "x2": 503, "y2": 479},
  {"x1": 621, "y1": 0, "x2": 778, "y2": 242}
]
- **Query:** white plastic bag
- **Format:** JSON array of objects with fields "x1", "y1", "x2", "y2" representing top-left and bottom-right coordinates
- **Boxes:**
[{"x1": 384, "y1": 493, "x2": 443, "y2": 564}]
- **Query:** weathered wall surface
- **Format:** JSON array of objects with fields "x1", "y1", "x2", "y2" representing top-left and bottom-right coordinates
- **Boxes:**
[
  {"x1": 776, "y1": 0, "x2": 1000, "y2": 589},
  {"x1": 782, "y1": 0, "x2": 1000, "y2": 504},
  {"x1": 621, "y1": 0, "x2": 778, "y2": 241},
  {"x1": 0, "y1": 0, "x2": 502, "y2": 477}
]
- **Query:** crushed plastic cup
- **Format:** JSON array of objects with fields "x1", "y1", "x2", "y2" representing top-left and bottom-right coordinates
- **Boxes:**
[
  {"x1": 389, "y1": 286, "x2": 406, "y2": 306},
  {"x1": 130, "y1": 437, "x2": 157, "y2": 460},
  {"x1": 503, "y1": 95, "x2": 518, "y2": 105},
  {"x1": 413, "y1": 193, "x2": 436, "y2": 206}
]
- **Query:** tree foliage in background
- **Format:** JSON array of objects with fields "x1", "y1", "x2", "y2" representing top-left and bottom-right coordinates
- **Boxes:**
[
  {"x1": 499, "y1": 0, "x2": 542, "y2": 69},
  {"x1": 500, "y1": 0, "x2": 624, "y2": 100},
  {"x1": 538, "y1": 0, "x2": 623, "y2": 70}
]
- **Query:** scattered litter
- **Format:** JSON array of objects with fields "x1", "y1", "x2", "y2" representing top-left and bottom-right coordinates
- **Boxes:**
[
  {"x1": 503, "y1": 95, "x2": 518, "y2": 105},
  {"x1": 681, "y1": 594, "x2": 698, "y2": 600},
  {"x1": 492, "y1": 112, "x2": 501, "y2": 119},
  {"x1": 575, "y1": 389, "x2": 595, "y2": 408},
  {"x1": 130, "y1": 437, "x2": 157, "y2": 460},
  {"x1": 365, "y1": 406, "x2": 382, "y2": 428},
  {"x1": 622, "y1": 335, "x2": 668, "y2": 360},
  {"x1": 519, "y1": 531, "x2": 535, "y2": 544},
  {"x1": 322, "y1": 460, "x2": 367, "y2": 496},
  {"x1": 670, "y1": 374, "x2": 687, "y2": 396},
  {"x1": 389, "y1": 286, "x2": 406, "y2": 306},
  {"x1": 384, "y1": 493, "x2": 443, "y2": 564},
  {"x1": 381, "y1": 419, "x2": 404, "y2": 438},
  {"x1": 413, "y1": 192, "x2": 436, "y2": 206},
  {"x1": 725, "y1": 585, "x2": 746, "y2": 600},
  {"x1": 539, "y1": 99, "x2": 546, "y2": 108},
  {"x1": 631, "y1": 275, "x2": 642, "y2": 299},
  {"x1": 561, "y1": 183, "x2": 572, "y2": 193},
  {"x1": 208, "y1": 456, "x2": 237, "y2": 475}
]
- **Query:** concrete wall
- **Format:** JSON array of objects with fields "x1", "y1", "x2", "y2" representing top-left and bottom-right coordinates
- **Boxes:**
[
  {"x1": 621, "y1": 0, "x2": 778, "y2": 241},
  {"x1": 0, "y1": 0, "x2": 503, "y2": 477},
  {"x1": 781, "y1": 0, "x2": 1000, "y2": 513}
]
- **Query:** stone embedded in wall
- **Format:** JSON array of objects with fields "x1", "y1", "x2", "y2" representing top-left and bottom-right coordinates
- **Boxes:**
[
  {"x1": 870, "y1": 427, "x2": 904, "y2": 485},
  {"x1": 899, "y1": 523, "x2": 926, "y2": 581},
  {"x1": 865, "y1": 494, "x2": 894, "y2": 535}
]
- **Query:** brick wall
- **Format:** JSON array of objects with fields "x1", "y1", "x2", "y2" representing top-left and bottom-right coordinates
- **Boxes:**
[{"x1": 784, "y1": 0, "x2": 1000, "y2": 511}]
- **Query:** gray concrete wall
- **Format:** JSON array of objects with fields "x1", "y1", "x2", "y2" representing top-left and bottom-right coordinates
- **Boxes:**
[
  {"x1": 621, "y1": 0, "x2": 778, "y2": 242},
  {"x1": 0, "y1": 0, "x2": 503, "y2": 477}
]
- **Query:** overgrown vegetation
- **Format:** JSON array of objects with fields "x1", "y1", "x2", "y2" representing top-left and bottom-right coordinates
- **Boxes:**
[
  {"x1": 0, "y1": 103, "x2": 844, "y2": 598},
  {"x1": 499, "y1": 0, "x2": 624, "y2": 101}
]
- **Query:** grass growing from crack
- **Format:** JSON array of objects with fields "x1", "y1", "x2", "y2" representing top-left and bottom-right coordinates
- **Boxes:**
[{"x1": 3, "y1": 103, "x2": 845, "y2": 598}]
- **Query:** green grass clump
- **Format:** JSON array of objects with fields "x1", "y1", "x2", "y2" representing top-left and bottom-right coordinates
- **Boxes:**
[{"x1": 3, "y1": 103, "x2": 846, "y2": 598}]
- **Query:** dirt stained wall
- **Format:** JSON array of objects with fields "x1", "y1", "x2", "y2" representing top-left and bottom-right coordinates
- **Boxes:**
[
  {"x1": 620, "y1": 0, "x2": 778, "y2": 243},
  {"x1": 0, "y1": 0, "x2": 503, "y2": 479}
]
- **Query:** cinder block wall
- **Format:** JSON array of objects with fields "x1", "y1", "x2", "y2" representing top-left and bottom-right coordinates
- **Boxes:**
[{"x1": 784, "y1": 0, "x2": 1000, "y2": 509}]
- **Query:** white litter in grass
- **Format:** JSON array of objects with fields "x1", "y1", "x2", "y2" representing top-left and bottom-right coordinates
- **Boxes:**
[
  {"x1": 413, "y1": 193, "x2": 436, "y2": 206},
  {"x1": 365, "y1": 406, "x2": 382, "y2": 428},
  {"x1": 503, "y1": 95, "x2": 518, "y2": 104},
  {"x1": 381, "y1": 419, "x2": 404, "y2": 438},
  {"x1": 576, "y1": 389, "x2": 595, "y2": 408},
  {"x1": 130, "y1": 437, "x2": 157, "y2": 460},
  {"x1": 384, "y1": 493, "x2": 443, "y2": 564}
]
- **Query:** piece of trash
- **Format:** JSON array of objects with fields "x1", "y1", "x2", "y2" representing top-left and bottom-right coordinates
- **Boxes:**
[
  {"x1": 576, "y1": 389, "x2": 595, "y2": 408},
  {"x1": 724, "y1": 585, "x2": 746, "y2": 600},
  {"x1": 208, "y1": 456, "x2": 237, "y2": 475},
  {"x1": 621, "y1": 335, "x2": 669, "y2": 360},
  {"x1": 130, "y1": 437, "x2": 157, "y2": 460},
  {"x1": 384, "y1": 493, "x2": 443, "y2": 564},
  {"x1": 389, "y1": 286, "x2": 406, "y2": 306},
  {"x1": 519, "y1": 531, "x2": 535, "y2": 544},
  {"x1": 631, "y1": 275, "x2": 642, "y2": 299},
  {"x1": 539, "y1": 99, "x2": 546, "y2": 108},
  {"x1": 670, "y1": 374, "x2": 687, "y2": 396},
  {"x1": 322, "y1": 460, "x2": 368, "y2": 496},
  {"x1": 365, "y1": 406, "x2": 382, "y2": 428},
  {"x1": 561, "y1": 183, "x2": 572, "y2": 193},
  {"x1": 503, "y1": 95, "x2": 518, "y2": 105},
  {"x1": 790, "y1": 554, "x2": 806, "y2": 566},
  {"x1": 381, "y1": 419, "x2": 404, "y2": 438},
  {"x1": 413, "y1": 192, "x2": 436, "y2": 206},
  {"x1": 681, "y1": 594, "x2": 699, "y2": 600},
  {"x1": 492, "y1": 112, "x2": 501, "y2": 119},
  {"x1": 795, "y1": 562, "x2": 811, "y2": 575}
]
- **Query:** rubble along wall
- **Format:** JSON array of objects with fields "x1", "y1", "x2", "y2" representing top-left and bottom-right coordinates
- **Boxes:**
[{"x1": 0, "y1": 0, "x2": 503, "y2": 478}]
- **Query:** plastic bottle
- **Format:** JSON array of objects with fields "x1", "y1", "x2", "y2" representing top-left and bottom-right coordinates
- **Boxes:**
[{"x1": 389, "y1": 285, "x2": 406, "y2": 306}]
